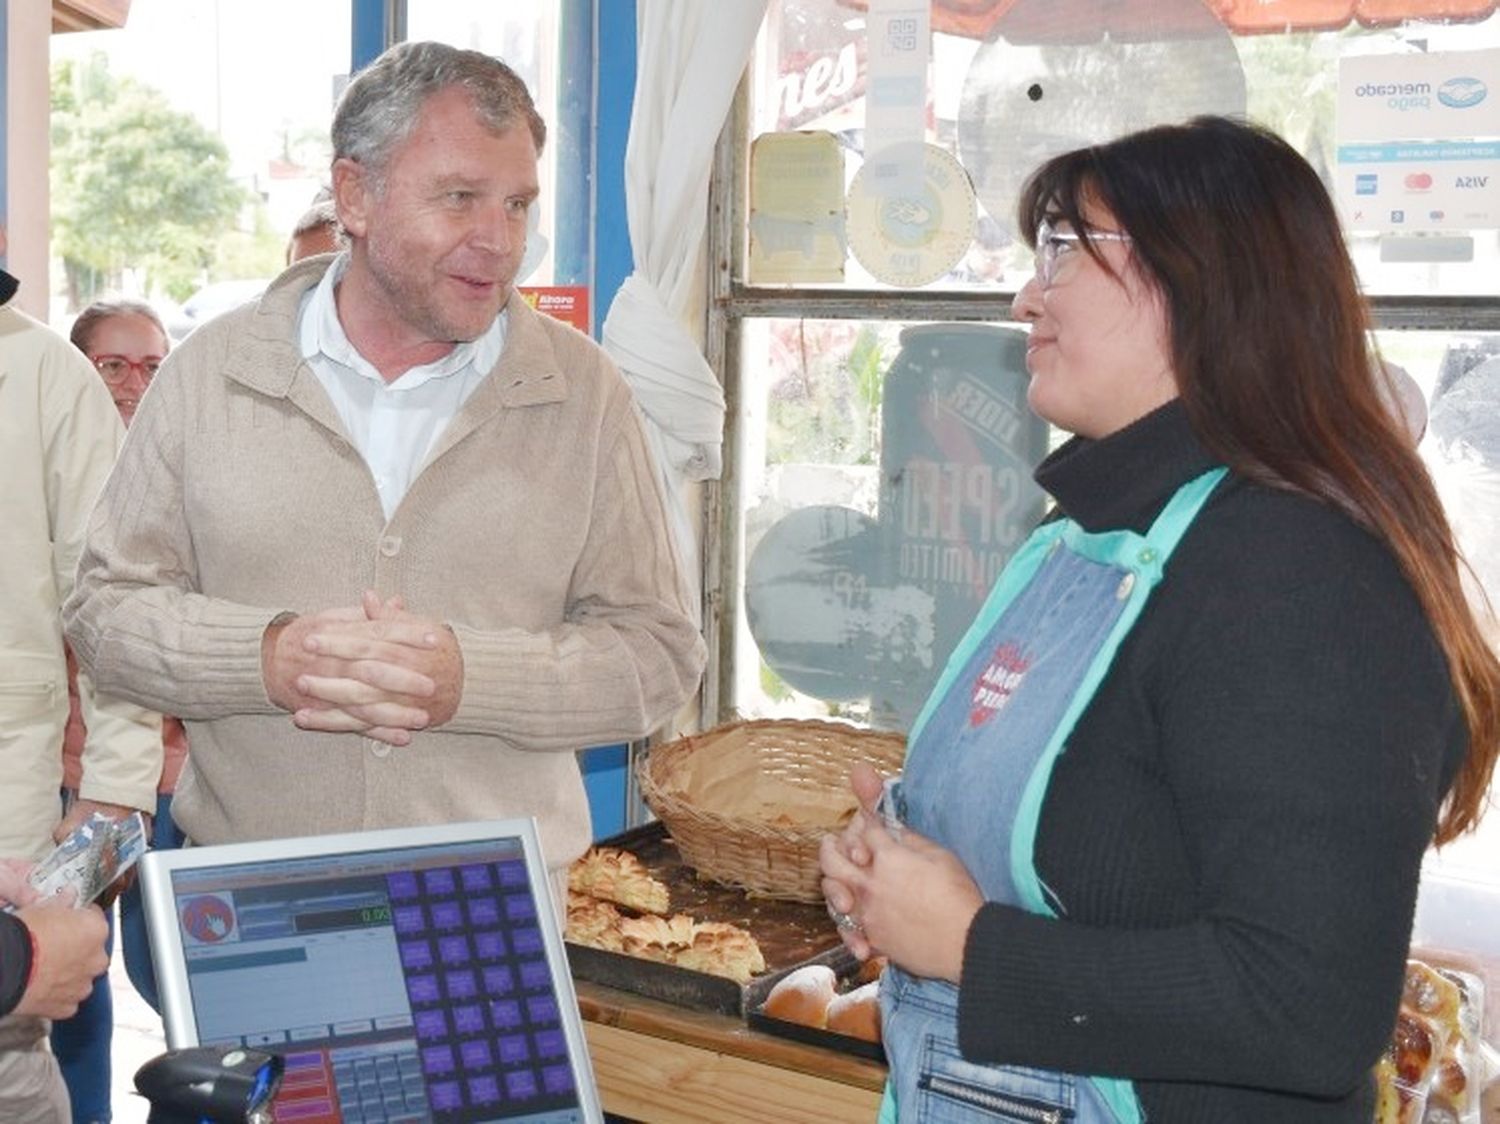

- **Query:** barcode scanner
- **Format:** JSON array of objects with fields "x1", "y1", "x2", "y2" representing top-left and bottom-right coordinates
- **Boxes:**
[{"x1": 134, "y1": 1045, "x2": 284, "y2": 1123}]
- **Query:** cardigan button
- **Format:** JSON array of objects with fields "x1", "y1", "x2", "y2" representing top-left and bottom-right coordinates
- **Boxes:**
[
  {"x1": 366, "y1": 738, "x2": 391, "y2": 759},
  {"x1": 379, "y1": 535, "x2": 402, "y2": 558}
]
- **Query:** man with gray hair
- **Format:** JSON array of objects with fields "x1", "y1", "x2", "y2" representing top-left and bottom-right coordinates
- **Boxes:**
[{"x1": 65, "y1": 42, "x2": 705, "y2": 885}]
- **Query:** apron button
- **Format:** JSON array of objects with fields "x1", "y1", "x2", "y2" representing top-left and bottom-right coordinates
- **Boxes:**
[
  {"x1": 1116, "y1": 573, "x2": 1135, "y2": 600},
  {"x1": 1138, "y1": 548, "x2": 1157, "y2": 564}
]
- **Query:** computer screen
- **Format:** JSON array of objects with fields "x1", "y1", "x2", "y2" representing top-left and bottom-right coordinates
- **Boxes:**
[{"x1": 141, "y1": 819, "x2": 603, "y2": 1124}]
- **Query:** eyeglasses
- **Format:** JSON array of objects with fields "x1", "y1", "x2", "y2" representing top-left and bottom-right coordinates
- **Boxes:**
[
  {"x1": 90, "y1": 354, "x2": 164, "y2": 385},
  {"x1": 1034, "y1": 218, "x2": 1132, "y2": 288}
]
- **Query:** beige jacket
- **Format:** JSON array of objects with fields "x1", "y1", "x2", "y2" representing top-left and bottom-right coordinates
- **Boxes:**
[
  {"x1": 65, "y1": 258, "x2": 705, "y2": 871},
  {"x1": 0, "y1": 303, "x2": 161, "y2": 859}
]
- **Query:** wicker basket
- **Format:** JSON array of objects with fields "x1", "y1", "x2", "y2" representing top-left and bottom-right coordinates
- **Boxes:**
[{"x1": 637, "y1": 719, "x2": 907, "y2": 902}]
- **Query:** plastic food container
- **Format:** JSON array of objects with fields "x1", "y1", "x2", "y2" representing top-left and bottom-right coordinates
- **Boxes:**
[{"x1": 1410, "y1": 862, "x2": 1500, "y2": 1042}]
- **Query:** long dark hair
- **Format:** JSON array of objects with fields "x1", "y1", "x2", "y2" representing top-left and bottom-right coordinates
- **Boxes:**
[{"x1": 1017, "y1": 115, "x2": 1499, "y2": 843}]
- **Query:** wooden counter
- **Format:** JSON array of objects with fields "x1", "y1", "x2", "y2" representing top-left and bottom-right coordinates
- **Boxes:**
[
  {"x1": 575, "y1": 979, "x2": 1500, "y2": 1122},
  {"x1": 575, "y1": 980, "x2": 886, "y2": 1123}
]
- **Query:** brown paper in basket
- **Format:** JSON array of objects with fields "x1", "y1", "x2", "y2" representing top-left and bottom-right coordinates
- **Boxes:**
[{"x1": 659, "y1": 727, "x2": 860, "y2": 830}]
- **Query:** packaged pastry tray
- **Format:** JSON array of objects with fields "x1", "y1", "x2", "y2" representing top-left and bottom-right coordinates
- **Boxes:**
[{"x1": 563, "y1": 821, "x2": 846, "y2": 1016}]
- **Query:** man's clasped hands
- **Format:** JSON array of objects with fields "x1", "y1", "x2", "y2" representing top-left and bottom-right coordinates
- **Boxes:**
[{"x1": 261, "y1": 591, "x2": 465, "y2": 746}]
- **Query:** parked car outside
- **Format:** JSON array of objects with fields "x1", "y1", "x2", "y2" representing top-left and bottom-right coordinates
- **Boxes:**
[{"x1": 164, "y1": 278, "x2": 270, "y2": 341}]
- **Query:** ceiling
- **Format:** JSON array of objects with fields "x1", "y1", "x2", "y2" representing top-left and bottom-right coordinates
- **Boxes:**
[
  {"x1": 52, "y1": 0, "x2": 130, "y2": 34},
  {"x1": 838, "y1": 0, "x2": 1498, "y2": 39}
]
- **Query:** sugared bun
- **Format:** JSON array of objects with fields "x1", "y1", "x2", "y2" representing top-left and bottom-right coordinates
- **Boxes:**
[
  {"x1": 763, "y1": 964, "x2": 838, "y2": 1028},
  {"x1": 826, "y1": 980, "x2": 881, "y2": 1043}
]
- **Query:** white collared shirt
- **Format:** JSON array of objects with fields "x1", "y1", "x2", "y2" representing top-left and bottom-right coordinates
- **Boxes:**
[{"x1": 297, "y1": 253, "x2": 506, "y2": 520}]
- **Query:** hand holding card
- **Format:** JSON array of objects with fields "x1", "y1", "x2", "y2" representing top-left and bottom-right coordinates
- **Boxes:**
[{"x1": 25, "y1": 811, "x2": 148, "y2": 910}]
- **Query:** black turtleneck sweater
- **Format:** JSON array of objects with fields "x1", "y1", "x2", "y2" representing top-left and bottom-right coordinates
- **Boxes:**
[{"x1": 955, "y1": 402, "x2": 1463, "y2": 1122}]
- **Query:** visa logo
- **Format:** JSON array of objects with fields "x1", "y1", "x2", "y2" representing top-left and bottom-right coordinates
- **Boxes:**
[{"x1": 1455, "y1": 176, "x2": 1489, "y2": 188}]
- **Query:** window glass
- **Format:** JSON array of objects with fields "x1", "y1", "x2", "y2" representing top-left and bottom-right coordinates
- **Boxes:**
[
  {"x1": 49, "y1": 0, "x2": 351, "y2": 328},
  {"x1": 745, "y1": 1, "x2": 1500, "y2": 295},
  {"x1": 1380, "y1": 331, "x2": 1500, "y2": 877},
  {"x1": 406, "y1": 1, "x2": 592, "y2": 291},
  {"x1": 1379, "y1": 328, "x2": 1500, "y2": 618},
  {"x1": 723, "y1": 2, "x2": 1500, "y2": 738},
  {"x1": 732, "y1": 316, "x2": 1056, "y2": 729}
]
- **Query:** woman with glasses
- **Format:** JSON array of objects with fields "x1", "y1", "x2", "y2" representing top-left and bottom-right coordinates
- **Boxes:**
[
  {"x1": 51, "y1": 299, "x2": 187, "y2": 1124},
  {"x1": 821, "y1": 116, "x2": 1499, "y2": 1122},
  {"x1": 70, "y1": 299, "x2": 169, "y2": 426}
]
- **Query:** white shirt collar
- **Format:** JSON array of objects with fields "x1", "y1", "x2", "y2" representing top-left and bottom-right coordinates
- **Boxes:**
[{"x1": 298, "y1": 252, "x2": 505, "y2": 387}]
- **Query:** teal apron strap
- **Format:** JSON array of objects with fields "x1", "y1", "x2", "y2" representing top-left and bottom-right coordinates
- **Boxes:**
[
  {"x1": 1011, "y1": 466, "x2": 1226, "y2": 910},
  {"x1": 1010, "y1": 467, "x2": 1225, "y2": 1124}
]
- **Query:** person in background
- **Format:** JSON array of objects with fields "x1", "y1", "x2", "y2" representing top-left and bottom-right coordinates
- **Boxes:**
[
  {"x1": 47, "y1": 300, "x2": 186, "y2": 1122},
  {"x1": 0, "y1": 228, "x2": 161, "y2": 1124},
  {"x1": 65, "y1": 42, "x2": 704, "y2": 896},
  {"x1": 285, "y1": 197, "x2": 343, "y2": 264},
  {"x1": 820, "y1": 116, "x2": 1500, "y2": 1123}
]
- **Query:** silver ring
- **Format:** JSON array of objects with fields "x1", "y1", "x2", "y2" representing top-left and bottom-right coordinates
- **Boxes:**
[{"x1": 827, "y1": 906, "x2": 863, "y2": 933}]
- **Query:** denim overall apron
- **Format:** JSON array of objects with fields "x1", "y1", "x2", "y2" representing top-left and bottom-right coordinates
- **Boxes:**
[{"x1": 877, "y1": 467, "x2": 1225, "y2": 1124}]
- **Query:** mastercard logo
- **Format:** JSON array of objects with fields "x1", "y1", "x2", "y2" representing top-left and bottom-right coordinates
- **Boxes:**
[{"x1": 1404, "y1": 172, "x2": 1433, "y2": 191}]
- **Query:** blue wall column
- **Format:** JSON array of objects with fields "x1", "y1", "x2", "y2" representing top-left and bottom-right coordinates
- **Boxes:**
[
  {"x1": 581, "y1": 0, "x2": 639, "y2": 839},
  {"x1": 351, "y1": 0, "x2": 401, "y2": 71},
  {"x1": 592, "y1": 0, "x2": 635, "y2": 339}
]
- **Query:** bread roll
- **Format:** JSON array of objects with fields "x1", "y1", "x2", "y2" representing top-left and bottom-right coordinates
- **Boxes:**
[
  {"x1": 852, "y1": 955, "x2": 888, "y2": 987},
  {"x1": 763, "y1": 965, "x2": 837, "y2": 1028},
  {"x1": 826, "y1": 980, "x2": 881, "y2": 1043}
]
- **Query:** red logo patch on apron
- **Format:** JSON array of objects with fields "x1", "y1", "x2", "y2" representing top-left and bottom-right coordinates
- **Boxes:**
[{"x1": 969, "y1": 642, "x2": 1032, "y2": 727}]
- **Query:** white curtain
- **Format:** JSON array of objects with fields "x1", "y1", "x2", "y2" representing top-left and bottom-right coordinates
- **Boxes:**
[{"x1": 602, "y1": 0, "x2": 770, "y2": 590}]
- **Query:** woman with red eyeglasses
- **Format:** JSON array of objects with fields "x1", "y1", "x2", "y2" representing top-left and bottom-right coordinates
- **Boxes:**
[
  {"x1": 70, "y1": 299, "x2": 169, "y2": 426},
  {"x1": 51, "y1": 299, "x2": 186, "y2": 1124}
]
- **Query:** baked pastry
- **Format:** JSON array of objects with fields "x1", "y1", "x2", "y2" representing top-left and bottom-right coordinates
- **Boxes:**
[
  {"x1": 1388, "y1": 1009, "x2": 1443, "y2": 1089},
  {"x1": 1371, "y1": 1055, "x2": 1408, "y2": 1124},
  {"x1": 826, "y1": 980, "x2": 881, "y2": 1043},
  {"x1": 568, "y1": 847, "x2": 671, "y2": 915},
  {"x1": 564, "y1": 891, "x2": 624, "y2": 952},
  {"x1": 1402, "y1": 961, "x2": 1462, "y2": 1037},
  {"x1": 613, "y1": 912, "x2": 767, "y2": 983},
  {"x1": 673, "y1": 921, "x2": 768, "y2": 984},
  {"x1": 1374, "y1": 959, "x2": 1486, "y2": 1124},
  {"x1": 564, "y1": 848, "x2": 765, "y2": 983},
  {"x1": 762, "y1": 964, "x2": 837, "y2": 1028},
  {"x1": 618, "y1": 912, "x2": 697, "y2": 961},
  {"x1": 1423, "y1": 967, "x2": 1483, "y2": 1122}
]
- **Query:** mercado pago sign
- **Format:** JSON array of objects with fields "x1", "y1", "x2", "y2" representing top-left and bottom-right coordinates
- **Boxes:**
[{"x1": 1336, "y1": 48, "x2": 1500, "y2": 232}]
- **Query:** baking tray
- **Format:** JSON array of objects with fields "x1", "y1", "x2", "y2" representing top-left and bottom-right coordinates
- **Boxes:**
[
  {"x1": 746, "y1": 1004, "x2": 886, "y2": 1064},
  {"x1": 747, "y1": 946, "x2": 889, "y2": 1062},
  {"x1": 563, "y1": 821, "x2": 846, "y2": 1016}
]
